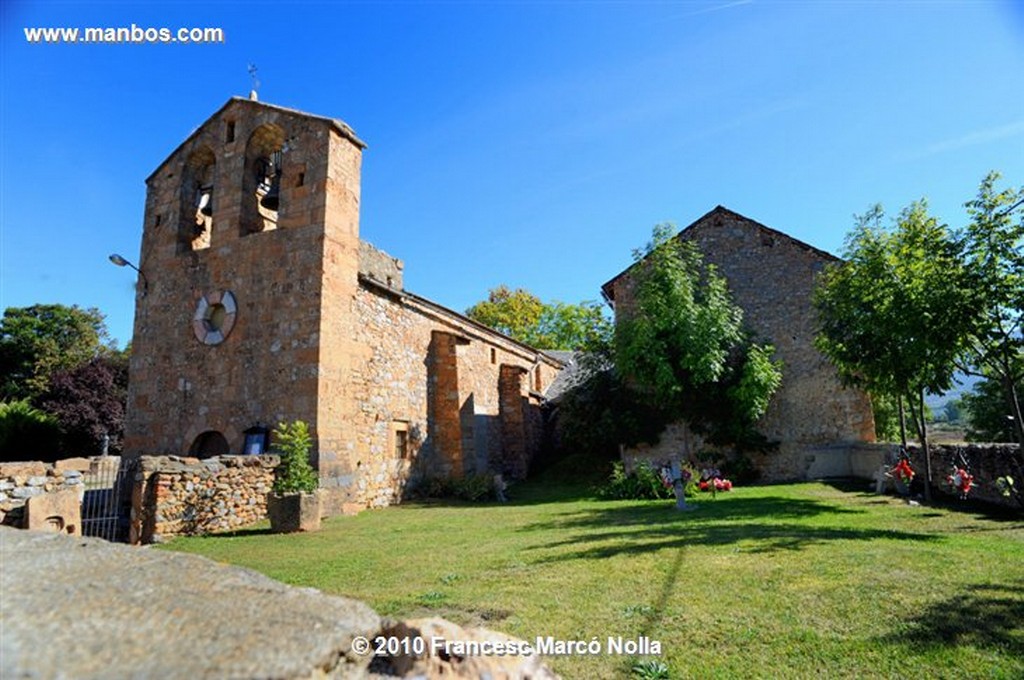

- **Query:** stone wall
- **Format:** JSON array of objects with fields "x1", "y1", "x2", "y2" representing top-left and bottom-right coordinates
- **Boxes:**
[
  {"x1": 0, "y1": 459, "x2": 90, "y2": 527},
  {"x1": 347, "y1": 280, "x2": 560, "y2": 509},
  {"x1": 130, "y1": 454, "x2": 279, "y2": 544},
  {"x1": 903, "y1": 443, "x2": 1021, "y2": 509},
  {"x1": 604, "y1": 207, "x2": 875, "y2": 480}
]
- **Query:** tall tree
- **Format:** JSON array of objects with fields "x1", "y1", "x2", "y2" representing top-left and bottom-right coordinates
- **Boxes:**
[
  {"x1": 0, "y1": 304, "x2": 115, "y2": 401},
  {"x1": 466, "y1": 286, "x2": 611, "y2": 350},
  {"x1": 37, "y1": 353, "x2": 129, "y2": 456},
  {"x1": 959, "y1": 172, "x2": 1024, "y2": 446},
  {"x1": 814, "y1": 202, "x2": 974, "y2": 501},
  {"x1": 614, "y1": 224, "x2": 783, "y2": 449},
  {"x1": 465, "y1": 286, "x2": 544, "y2": 342}
]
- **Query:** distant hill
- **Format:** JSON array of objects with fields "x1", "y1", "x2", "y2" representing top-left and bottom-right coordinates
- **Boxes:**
[{"x1": 925, "y1": 372, "x2": 982, "y2": 409}]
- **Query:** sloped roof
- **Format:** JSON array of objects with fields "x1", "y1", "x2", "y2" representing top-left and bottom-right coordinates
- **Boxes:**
[
  {"x1": 600, "y1": 205, "x2": 840, "y2": 302},
  {"x1": 146, "y1": 96, "x2": 366, "y2": 183}
]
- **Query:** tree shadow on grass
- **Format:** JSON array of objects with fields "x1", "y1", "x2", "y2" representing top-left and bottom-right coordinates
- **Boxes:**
[
  {"x1": 519, "y1": 496, "x2": 938, "y2": 563},
  {"x1": 879, "y1": 583, "x2": 1024, "y2": 656}
]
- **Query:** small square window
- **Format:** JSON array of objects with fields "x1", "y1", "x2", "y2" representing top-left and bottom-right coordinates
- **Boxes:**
[{"x1": 392, "y1": 421, "x2": 410, "y2": 459}]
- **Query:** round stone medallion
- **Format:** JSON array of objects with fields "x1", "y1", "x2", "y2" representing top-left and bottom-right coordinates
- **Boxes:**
[{"x1": 192, "y1": 290, "x2": 237, "y2": 345}]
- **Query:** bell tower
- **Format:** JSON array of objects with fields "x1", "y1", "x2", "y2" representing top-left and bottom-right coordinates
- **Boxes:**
[{"x1": 123, "y1": 97, "x2": 367, "y2": 512}]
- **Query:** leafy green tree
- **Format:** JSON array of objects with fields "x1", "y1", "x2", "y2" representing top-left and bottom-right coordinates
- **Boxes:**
[
  {"x1": 614, "y1": 224, "x2": 782, "y2": 449},
  {"x1": 870, "y1": 393, "x2": 902, "y2": 442},
  {"x1": 0, "y1": 400, "x2": 63, "y2": 462},
  {"x1": 533, "y1": 300, "x2": 612, "y2": 351},
  {"x1": 958, "y1": 172, "x2": 1024, "y2": 446},
  {"x1": 964, "y1": 376, "x2": 1022, "y2": 443},
  {"x1": 942, "y1": 398, "x2": 964, "y2": 425},
  {"x1": 466, "y1": 285, "x2": 611, "y2": 350},
  {"x1": 466, "y1": 286, "x2": 544, "y2": 342},
  {"x1": 814, "y1": 202, "x2": 974, "y2": 500},
  {"x1": 0, "y1": 304, "x2": 116, "y2": 401}
]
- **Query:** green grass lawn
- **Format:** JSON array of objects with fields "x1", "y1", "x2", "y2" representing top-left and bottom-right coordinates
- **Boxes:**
[{"x1": 163, "y1": 480, "x2": 1024, "y2": 679}]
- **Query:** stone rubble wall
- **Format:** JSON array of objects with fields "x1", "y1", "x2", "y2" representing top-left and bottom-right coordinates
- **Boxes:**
[
  {"x1": 349, "y1": 282, "x2": 558, "y2": 508},
  {"x1": 903, "y1": 442, "x2": 1021, "y2": 508},
  {"x1": 803, "y1": 441, "x2": 1021, "y2": 509},
  {"x1": 0, "y1": 458, "x2": 92, "y2": 527},
  {"x1": 131, "y1": 454, "x2": 279, "y2": 544}
]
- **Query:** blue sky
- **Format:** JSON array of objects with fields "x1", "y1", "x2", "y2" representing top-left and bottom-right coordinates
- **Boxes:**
[{"x1": 2, "y1": 1, "x2": 1023, "y2": 347}]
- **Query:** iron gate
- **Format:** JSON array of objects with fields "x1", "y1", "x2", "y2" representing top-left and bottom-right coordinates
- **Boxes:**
[{"x1": 80, "y1": 457, "x2": 130, "y2": 541}]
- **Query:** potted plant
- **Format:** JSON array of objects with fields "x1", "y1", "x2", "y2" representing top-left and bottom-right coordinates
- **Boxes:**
[{"x1": 266, "y1": 420, "x2": 321, "y2": 532}]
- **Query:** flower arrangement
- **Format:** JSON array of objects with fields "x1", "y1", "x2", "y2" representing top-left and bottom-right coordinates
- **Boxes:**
[
  {"x1": 698, "y1": 468, "x2": 733, "y2": 495},
  {"x1": 946, "y1": 467, "x2": 975, "y2": 499},
  {"x1": 889, "y1": 458, "x2": 915, "y2": 487}
]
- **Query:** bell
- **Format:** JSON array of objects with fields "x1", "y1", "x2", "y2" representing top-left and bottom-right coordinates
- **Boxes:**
[
  {"x1": 259, "y1": 177, "x2": 280, "y2": 211},
  {"x1": 196, "y1": 186, "x2": 213, "y2": 217}
]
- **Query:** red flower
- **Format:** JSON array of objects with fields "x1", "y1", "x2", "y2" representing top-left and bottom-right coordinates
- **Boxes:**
[{"x1": 891, "y1": 459, "x2": 915, "y2": 484}]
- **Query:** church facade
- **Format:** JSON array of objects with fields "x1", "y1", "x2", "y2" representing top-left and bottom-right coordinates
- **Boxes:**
[{"x1": 122, "y1": 97, "x2": 560, "y2": 514}]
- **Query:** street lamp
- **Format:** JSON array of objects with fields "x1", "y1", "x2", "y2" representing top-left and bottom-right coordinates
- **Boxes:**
[{"x1": 108, "y1": 253, "x2": 148, "y2": 296}]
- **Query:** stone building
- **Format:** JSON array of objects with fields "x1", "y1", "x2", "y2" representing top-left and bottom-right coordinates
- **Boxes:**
[
  {"x1": 600, "y1": 206, "x2": 875, "y2": 480},
  {"x1": 122, "y1": 96, "x2": 561, "y2": 514}
]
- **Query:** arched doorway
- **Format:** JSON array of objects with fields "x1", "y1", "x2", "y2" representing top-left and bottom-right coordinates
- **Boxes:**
[{"x1": 189, "y1": 430, "x2": 230, "y2": 459}]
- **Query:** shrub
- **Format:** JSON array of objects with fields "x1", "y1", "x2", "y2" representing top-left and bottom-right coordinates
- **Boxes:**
[
  {"x1": 422, "y1": 473, "x2": 495, "y2": 501},
  {"x1": 598, "y1": 461, "x2": 676, "y2": 501},
  {"x1": 0, "y1": 400, "x2": 63, "y2": 462},
  {"x1": 270, "y1": 420, "x2": 318, "y2": 494}
]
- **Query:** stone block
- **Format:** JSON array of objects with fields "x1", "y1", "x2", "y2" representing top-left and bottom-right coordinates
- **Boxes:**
[
  {"x1": 54, "y1": 458, "x2": 91, "y2": 473},
  {"x1": 0, "y1": 462, "x2": 46, "y2": 478},
  {"x1": 24, "y1": 489, "x2": 81, "y2": 536},
  {"x1": 267, "y1": 491, "x2": 321, "y2": 533}
]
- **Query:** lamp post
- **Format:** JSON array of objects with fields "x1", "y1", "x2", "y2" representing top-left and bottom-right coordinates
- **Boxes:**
[{"x1": 108, "y1": 253, "x2": 148, "y2": 296}]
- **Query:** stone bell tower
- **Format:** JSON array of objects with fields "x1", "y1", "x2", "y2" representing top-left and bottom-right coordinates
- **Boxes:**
[{"x1": 123, "y1": 96, "x2": 368, "y2": 512}]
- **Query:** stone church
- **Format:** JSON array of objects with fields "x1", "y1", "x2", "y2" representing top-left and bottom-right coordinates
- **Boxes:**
[
  {"x1": 122, "y1": 97, "x2": 873, "y2": 512},
  {"x1": 122, "y1": 96, "x2": 561, "y2": 515},
  {"x1": 600, "y1": 206, "x2": 876, "y2": 480}
]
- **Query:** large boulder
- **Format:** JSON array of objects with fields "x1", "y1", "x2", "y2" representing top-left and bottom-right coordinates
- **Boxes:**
[{"x1": 0, "y1": 527, "x2": 557, "y2": 679}]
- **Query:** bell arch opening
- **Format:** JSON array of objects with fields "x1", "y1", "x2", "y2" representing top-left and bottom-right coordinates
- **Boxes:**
[{"x1": 241, "y1": 123, "x2": 286, "y2": 236}]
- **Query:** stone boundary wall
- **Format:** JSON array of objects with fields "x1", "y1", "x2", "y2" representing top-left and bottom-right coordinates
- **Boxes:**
[
  {"x1": 0, "y1": 458, "x2": 92, "y2": 527},
  {"x1": 131, "y1": 454, "x2": 279, "y2": 544},
  {"x1": 806, "y1": 441, "x2": 1021, "y2": 510},
  {"x1": 903, "y1": 443, "x2": 1021, "y2": 509}
]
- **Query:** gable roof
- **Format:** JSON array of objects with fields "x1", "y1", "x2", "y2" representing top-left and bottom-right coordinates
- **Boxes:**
[
  {"x1": 146, "y1": 96, "x2": 366, "y2": 183},
  {"x1": 600, "y1": 205, "x2": 840, "y2": 302}
]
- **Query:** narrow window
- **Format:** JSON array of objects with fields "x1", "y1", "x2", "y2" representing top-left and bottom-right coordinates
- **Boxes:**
[
  {"x1": 490, "y1": 348, "x2": 496, "y2": 365},
  {"x1": 392, "y1": 421, "x2": 410, "y2": 459},
  {"x1": 225, "y1": 120, "x2": 235, "y2": 143},
  {"x1": 296, "y1": 171, "x2": 305, "y2": 187}
]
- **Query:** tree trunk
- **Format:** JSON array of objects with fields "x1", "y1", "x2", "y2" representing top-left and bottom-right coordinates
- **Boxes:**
[
  {"x1": 916, "y1": 388, "x2": 933, "y2": 503},
  {"x1": 897, "y1": 395, "x2": 908, "y2": 449},
  {"x1": 1004, "y1": 373, "x2": 1024, "y2": 447}
]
